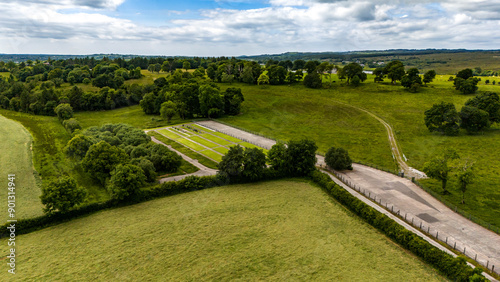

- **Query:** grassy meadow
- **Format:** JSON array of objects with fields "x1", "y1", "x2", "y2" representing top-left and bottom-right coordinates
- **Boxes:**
[
  {"x1": 0, "y1": 180, "x2": 445, "y2": 281},
  {"x1": 218, "y1": 75, "x2": 500, "y2": 228},
  {"x1": 0, "y1": 114, "x2": 43, "y2": 219}
]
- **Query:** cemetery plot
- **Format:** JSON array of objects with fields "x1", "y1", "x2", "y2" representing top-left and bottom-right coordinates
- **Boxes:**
[{"x1": 151, "y1": 123, "x2": 267, "y2": 163}]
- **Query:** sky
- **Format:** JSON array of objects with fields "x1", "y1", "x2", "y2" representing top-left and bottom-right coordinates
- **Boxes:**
[{"x1": 0, "y1": 0, "x2": 499, "y2": 56}]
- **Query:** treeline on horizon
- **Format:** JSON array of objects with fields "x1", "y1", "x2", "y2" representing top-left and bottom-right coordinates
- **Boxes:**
[{"x1": 1, "y1": 48, "x2": 500, "y2": 64}]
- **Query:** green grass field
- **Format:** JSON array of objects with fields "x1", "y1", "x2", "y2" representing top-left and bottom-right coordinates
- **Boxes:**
[
  {"x1": 0, "y1": 180, "x2": 444, "y2": 281},
  {"x1": 217, "y1": 76, "x2": 500, "y2": 228},
  {"x1": 199, "y1": 149, "x2": 223, "y2": 162},
  {"x1": 74, "y1": 105, "x2": 188, "y2": 130},
  {"x1": 0, "y1": 114, "x2": 43, "y2": 220}
]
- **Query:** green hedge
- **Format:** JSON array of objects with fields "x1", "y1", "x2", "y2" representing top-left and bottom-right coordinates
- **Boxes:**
[{"x1": 309, "y1": 170, "x2": 485, "y2": 281}]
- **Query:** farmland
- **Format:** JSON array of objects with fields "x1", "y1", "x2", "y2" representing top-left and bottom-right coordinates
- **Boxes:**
[{"x1": 0, "y1": 180, "x2": 444, "y2": 281}]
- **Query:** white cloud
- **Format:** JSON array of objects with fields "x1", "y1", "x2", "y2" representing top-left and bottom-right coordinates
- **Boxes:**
[{"x1": 0, "y1": 0, "x2": 500, "y2": 55}]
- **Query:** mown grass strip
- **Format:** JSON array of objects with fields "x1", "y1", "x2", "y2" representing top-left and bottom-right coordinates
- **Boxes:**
[
  {"x1": 200, "y1": 133, "x2": 234, "y2": 146},
  {"x1": 176, "y1": 137, "x2": 207, "y2": 152},
  {"x1": 157, "y1": 129, "x2": 183, "y2": 140},
  {"x1": 148, "y1": 131, "x2": 219, "y2": 169},
  {"x1": 189, "y1": 136, "x2": 219, "y2": 148},
  {"x1": 213, "y1": 146, "x2": 229, "y2": 155},
  {"x1": 199, "y1": 149, "x2": 223, "y2": 162}
]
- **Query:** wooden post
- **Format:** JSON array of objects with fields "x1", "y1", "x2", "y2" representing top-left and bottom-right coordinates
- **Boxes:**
[
  {"x1": 436, "y1": 232, "x2": 438, "y2": 240},
  {"x1": 454, "y1": 242, "x2": 456, "y2": 250}
]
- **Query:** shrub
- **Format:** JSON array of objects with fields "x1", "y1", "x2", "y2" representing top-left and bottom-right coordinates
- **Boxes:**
[{"x1": 325, "y1": 147, "x2": 353, "y2": 170}]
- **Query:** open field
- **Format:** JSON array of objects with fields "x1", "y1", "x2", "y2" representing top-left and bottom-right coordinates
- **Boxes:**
[
  {"x1": 151, "y1": 123, "x2": 269, "y2": 163},
  {"x1": 0, "y1": 180, "x2": 444, "y2": 281},
  {"x1": 217, "y1": 75, "x2": 500, "y2": 228},
  {"x1": 74, "y1": 105, "x2": 187, "y2": 130},
  {"x1": 0, "y1": 114, "x2": 43, "y2": 219}
]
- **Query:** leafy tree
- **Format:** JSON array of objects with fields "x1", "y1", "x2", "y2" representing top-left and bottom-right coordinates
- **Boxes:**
[
  {"x1": 459, "y1": 106, "x2": 490, "y2": 133},
  {"x1": 223, "y1": 87, "x2": 244, "y2": 115},
  {"x1": 131, "y1": 157, "x2": 157, "y2": 183},
  {"x1": 384, "y1": 60, "x2": 405, "y2": 84},
  {"x1": 199, "y1": 84, "x2": 224, "y2": 118},
  {"x1": 160, "y1": 100, "x2": 177, "y2": 123},
  {"x1": 268, "y1": 65, "x2": 287, "y2": 85},
  {"x1": 457, "y1": 161, "x2": 475, "y2": 204},
  {"x1": 342, "y1": 63, "x2": 367, "y2": 85},
  {"x1": 40, "y1": 176, "x2": 87, "y2": 213},
  {"x1": 465, "y1": 92, "x2": 500, "y2": 123},
  {"x1": 287, "y1": 139, "x2": 318, "y2": 176},
  {"x1": 218, "y1": 145, "x2": 245, "y2": 179},
  {"x1": 221, "y1": 73, "x2": 234, "y2": 84},
  {"x1": 62, "y1": 118, "x2": 82, "y2": 133},
  {"x1": 292, "y1": 59, "x2": 306, "y2": 71},
  {"x1": 241, "y1": 148, "x2": 267, "y2": 181},
  {"x1": 107, "y1": 164, "x2": 147, "y2": 200},
  {"x1": 350, "y1": 75, "x2": 361, "y2": 87},
  {"x1": 54, "y1": 103, "x2": 74, "y2": 120},
  {"x1": 303, "y1": 72, "x2": 322, "y2": 88},
  {"x1": 82, "y1": 141, "x2": 129, "y2": 184},
  {"x1": 241, "y1": 65, "x2": 255, "y2": 84},
  {"x1": 454, "y1": 77, "x2": 480, "y2": 94},
  {"x1": 424, "y1": 102, "x2": 460, "y2": 136},
  {"x1": 304, "y1": 61, "x2": 319, "y2": 74},
  {"x1": 401, "y1": 68, "x2": 422, "y2": 92},
  {"x1": 456, "y1": 68, "x2": 473, "y2": 80},
  {"x1": 422, "y1": 149, "x2": 459, "y2": 194},
  {"x1": 140, "y1": 92, "x2": 156, "y2": 114},
  {"x1": 373, "y1": 67, "x2": 385, "y2": 82},
  {"x1": 147, "y1": 143, "x2": 182, "y2": 173},
  {"x1": 285, "y1": 71, "x2": 299, "y2": 84},
  {"x1": 423, "y1": 70, "x2": 436, "y2": 85},
  {"x1": 182, "y1": 61, "x2": 191, "y2": 71},
  {"x1": 257, "y1": 73, "x2": 270, "y2": 85},
  {"x1": 325, "y1": 147, "x2": 353, "y2": 170},
  {"x1": 267, "y1": 142, "x2": 289, "y2": 175}
]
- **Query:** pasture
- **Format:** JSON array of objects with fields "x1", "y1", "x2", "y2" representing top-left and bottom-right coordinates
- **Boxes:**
[
  {"x1": 217, "y1": 75, "x2": 500, "y2": 228},
  {"x1": 150, "y1": 123, "x2": 268, "y2": 163},
  {"x1": 0, "y1": 114, "x2": 43, "y2": 219},
  {"x1": 0, "y1": 180, "x2": 444, "y2": 281}
]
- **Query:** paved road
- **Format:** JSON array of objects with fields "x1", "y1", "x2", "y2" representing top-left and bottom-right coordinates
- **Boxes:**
[{"x1": 194, "y1": 120, "x2": 500, "y2": 277}]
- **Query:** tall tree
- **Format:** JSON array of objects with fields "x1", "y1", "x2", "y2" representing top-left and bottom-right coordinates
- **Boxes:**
[
  {"x1": 82, "y1": 141, "x2": 129, "y2": 185},
  {"x1": 160, "y1": 101, "x2": 177, "y2": 123},
  {"x1": 423, "y1": 149, "x2": 459, "y2": 194},
  {"x1": 465, "y1": 92, "x2": 500, "y2": 123},
  {"x1": 107, "y1": 164, "x2": 147, "y2": 200},
  {"x1": 198, "y1": 84, "x2": 224, "y2": 118},
  {"x1": 459, "y1": 105, "x2": 490, "y2": 133},
  {"x1": 384, "y1": 60, "x2": 405, "y2": 84},
  {"x1": 457, "y1": 161, "x2": 475, "y2": 204},
  {"x1": 342, "y1": 63, "x2": 367, "y2": 85},
  {"x1": 40, "y1": 176, "x2": 87, "y2": 213}
]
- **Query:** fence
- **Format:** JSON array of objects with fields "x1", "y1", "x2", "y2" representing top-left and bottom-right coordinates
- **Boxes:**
[{"x1": 330, "y1": 170, "x2": 499, "y2": 277}]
